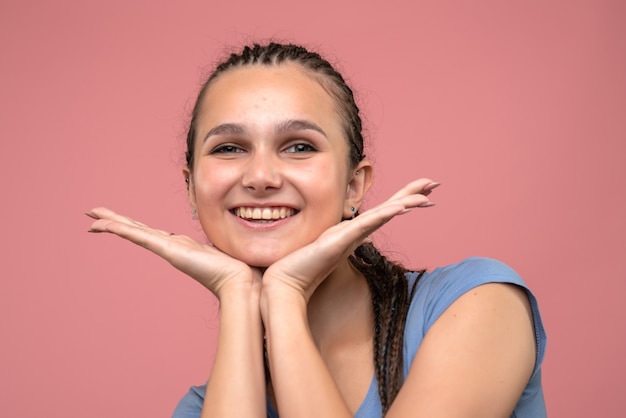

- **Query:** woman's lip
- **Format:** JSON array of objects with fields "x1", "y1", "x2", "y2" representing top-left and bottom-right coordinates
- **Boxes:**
[{"x1": 229, "y1": 210, "x2": 298, "y2": 230}]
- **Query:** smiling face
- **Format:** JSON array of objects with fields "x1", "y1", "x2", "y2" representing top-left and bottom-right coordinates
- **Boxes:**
[{"x1": 185, "y1": 64, "x2": 371, "y2": 267}]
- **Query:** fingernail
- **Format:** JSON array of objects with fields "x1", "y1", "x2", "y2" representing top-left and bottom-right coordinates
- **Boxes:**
[
  {"x1": 424, "y1": 182, "x2": 441, "y2": 192},
  {"x1": 418, "y1": 201, "x2": 436, "y2": 208},
  {"x1": 85, "y1": 211, "x2": 97, "y2": 219}
]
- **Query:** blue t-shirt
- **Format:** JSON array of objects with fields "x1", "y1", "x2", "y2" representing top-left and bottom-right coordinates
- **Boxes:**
[{"x1": 172, "y1": 257, "x2": 547, "y2": 418}]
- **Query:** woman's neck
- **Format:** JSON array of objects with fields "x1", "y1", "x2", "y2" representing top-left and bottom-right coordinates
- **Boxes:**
[{"x1": 306, "y1": 259, "x2": 372, "y2": 352}]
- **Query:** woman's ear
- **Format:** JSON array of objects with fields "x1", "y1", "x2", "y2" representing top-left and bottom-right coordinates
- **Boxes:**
[
  {"x1": 182, "y1": 167, "x2": 197, "y2": 215},
  {"x1": 343, "y1": 159, "x2": 373, "y2": 218}
]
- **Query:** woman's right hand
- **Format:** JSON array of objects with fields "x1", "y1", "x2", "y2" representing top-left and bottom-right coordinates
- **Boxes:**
[{"x1": 86, "y1": 207, "x2": 259, "y2": 298}]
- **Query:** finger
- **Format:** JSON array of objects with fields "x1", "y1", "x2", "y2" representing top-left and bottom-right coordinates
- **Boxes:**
[
  {"x1": 420, "y1": 181, "x2": 441, "y2": 197},
  {"x1": 87, "y1": 208, "x2": 177, "y2": 241},
  {"x1": 353, "y1": 201, "x2": 412, "y2": 230},
  {"x1": 89, "y1": 217, "x2": 185, "y2": 256},
  {"x1": 87, "y1": 207, "x2": 150, "y2": 229},
  {"x1": 89, "y1": 214, "x2": 177, "y2": 242},
  {"x1": 386, "y1": 179, "x2": 439, "y2": 201},
  {"x1": 359, "y1": 193, "x2": 432, "y2": 223}
]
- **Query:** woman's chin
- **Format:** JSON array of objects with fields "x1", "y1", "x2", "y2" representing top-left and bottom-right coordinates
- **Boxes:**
[
  {"x1": 211, "y1": 237, "x2": 311, "y2": 268},
  {"x1": 222, "y1": 247, "x2": 287, "y2": 269}
]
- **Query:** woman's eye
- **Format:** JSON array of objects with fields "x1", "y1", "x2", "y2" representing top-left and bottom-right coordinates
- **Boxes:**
[
  {"x1": 211, "y1": 144, "x2": 244, "y2": 154},
  {"x1": 284, "y1": 143, "x2": 316, "y2": 153}
]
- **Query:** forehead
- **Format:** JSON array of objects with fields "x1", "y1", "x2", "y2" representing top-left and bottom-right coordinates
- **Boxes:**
[{"x1": 198, "y1": 63, "x2": 342, "y2": 127}]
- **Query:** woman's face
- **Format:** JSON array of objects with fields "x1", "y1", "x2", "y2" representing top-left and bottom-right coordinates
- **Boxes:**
[{"x1": 187, "y1": 64, "x2": 370, "y2": 267}]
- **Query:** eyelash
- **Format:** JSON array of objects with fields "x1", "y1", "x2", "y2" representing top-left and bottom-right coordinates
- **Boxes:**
[
  {"x1": 210, "y1": 142, "x2": 317, "y2": 155},
  {"x1": 284, "y1": 143, "x2": 316, "y2": 153},
  {"x1": 210, "y1": 144, "x2": 245, "y2": 154}
]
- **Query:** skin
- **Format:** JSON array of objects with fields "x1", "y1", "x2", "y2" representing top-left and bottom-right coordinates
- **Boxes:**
[
  {"x1": 87, "y1": 63, "x2": 536, "y2": 417},
  {"x1": 185, "y1": 64, "x2": 369, "y2": 268}
]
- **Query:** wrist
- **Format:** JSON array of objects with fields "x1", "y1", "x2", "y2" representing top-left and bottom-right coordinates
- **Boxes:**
[
  {"x1": 260, "y1": 279, "x2": 308, "y2": 324},
  {"x1": 216, "y1": 271, "x2": 262, "y2": 302}
]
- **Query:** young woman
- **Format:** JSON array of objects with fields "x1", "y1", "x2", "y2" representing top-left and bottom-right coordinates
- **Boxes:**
[{"x1": 87, "y1": 43, "x2": 546, "y2": 417}]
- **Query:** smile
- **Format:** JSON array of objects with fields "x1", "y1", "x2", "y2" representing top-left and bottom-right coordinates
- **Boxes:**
[{"x1": 233, "y1": 207, "x2": 297, "y2": 220}]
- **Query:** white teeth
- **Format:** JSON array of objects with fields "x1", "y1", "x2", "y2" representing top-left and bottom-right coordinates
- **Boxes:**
[{"x1": 235, "y1": 207, "x2": 295, "y2": 220}]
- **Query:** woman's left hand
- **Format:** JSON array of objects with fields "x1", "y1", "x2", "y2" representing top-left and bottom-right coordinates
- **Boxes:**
[
  {"x1": 259, "y1": 179, "x2": 438, "y2": 418},
  {"x1": 261, "y1": 178, "x2": 439, "y2": 302}
]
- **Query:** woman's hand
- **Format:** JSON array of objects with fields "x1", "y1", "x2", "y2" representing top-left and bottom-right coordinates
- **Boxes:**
[
  {"x1": 258, "y1": 179, "x2": 438, "y2": 418},
  {"x1": 86, "y1": 207, "x2": 260, "y2": 298},
  {"x1": 261, "y1": 179, "x2": 439, "y2": 302}
]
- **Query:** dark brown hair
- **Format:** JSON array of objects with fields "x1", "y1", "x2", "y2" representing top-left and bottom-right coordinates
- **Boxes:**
[{"x1": 184, "y1": 42, "x2": 421, "y2": 415}]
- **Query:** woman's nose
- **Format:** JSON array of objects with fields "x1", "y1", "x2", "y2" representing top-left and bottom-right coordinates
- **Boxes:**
[{"x1": 241, "y1": 152, "x2": 282, "y2": 192}]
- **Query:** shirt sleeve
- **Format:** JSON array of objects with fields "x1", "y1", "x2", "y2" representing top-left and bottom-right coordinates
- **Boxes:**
[
  {"x1": 403, "y1": 257, "x2": 547, "y2": 407},
  {"x1": 171, "y1": 383, "x2": 278, "y2": 418},
  {"x1": 171, "y1": 384, "x2": 206, "y2": 418}
]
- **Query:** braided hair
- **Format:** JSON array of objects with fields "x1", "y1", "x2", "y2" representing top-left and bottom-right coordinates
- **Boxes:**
[{"x1": 184, "y1": 42, "x2": 424, "y2": 415}]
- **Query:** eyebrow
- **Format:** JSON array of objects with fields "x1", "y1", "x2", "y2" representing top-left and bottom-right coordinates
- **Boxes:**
[
  {"x1": 203, "y1": 119, "x2": 327, "y2": 143},
  {"x1": 203, "y1": 123, "x2": 246, "y2": 143},
  {"x1": 275, "y1": 119, "x2": 327, "y2": 137}
]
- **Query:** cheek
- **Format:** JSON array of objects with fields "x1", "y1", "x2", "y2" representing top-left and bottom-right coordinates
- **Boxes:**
[
  {"x1": 303, "y1": 161, "x2": 349, "y2": 211},
  {"x1": 193, "y1": 164, "x2": 238, "y2": 204}
]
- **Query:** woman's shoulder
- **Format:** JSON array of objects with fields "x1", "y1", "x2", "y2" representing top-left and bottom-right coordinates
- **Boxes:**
[
  {"x1": 403, "y1": 256, "x2": 547, "y2": 380},
  {"x1": 409, "y1": 256, "x2": 523, "y2": 286},
  {"x1": 407, "y1": 256, "x2": 527, "y2": 306},
  {"x1": 400, "y1": 257, "x2": 547, "y2": 417},
  {"x1": 404, "y1": 256, "x2": 545, "y2": 352}
]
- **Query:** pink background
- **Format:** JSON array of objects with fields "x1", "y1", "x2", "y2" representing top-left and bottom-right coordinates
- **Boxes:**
[{"x1": 2, "y1": 1, "x2": 624, "y2": 416}]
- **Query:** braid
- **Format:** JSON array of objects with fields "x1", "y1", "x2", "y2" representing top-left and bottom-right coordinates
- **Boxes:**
[{"x1": 350, "y1": 243, "x2": 425, "y2": 415}]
